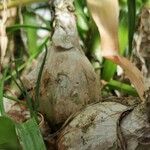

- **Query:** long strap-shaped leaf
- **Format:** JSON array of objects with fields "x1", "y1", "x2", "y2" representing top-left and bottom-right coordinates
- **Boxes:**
[
  {"x1": 127, "y1": 0, "x2": 136, "y2": 54},
  {"x1": 86, "y1": 0, "x2": 146, "y2": 102}
]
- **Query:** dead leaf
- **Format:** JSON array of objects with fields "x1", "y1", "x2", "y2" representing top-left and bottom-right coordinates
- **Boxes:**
[
  {"x1": 86, "y1": 0, "x2": 146, "y2": 102},
  {"x1": 0, "y1": 0, "x2": 8, "y2": 63}
]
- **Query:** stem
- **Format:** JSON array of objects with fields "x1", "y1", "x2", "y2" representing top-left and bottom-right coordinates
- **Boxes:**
[{"x1": 0, "y1": 0, "x2": 48, "y2": 10}]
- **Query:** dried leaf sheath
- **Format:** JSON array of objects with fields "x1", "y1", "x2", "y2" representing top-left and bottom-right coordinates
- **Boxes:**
[
  {"x1": 87, "y1": 0, "x2": 119, "y2": 54},
  {"x1": 87, "y1": 0, "x2": 146, "y2": 101},
  {"x1": 109, "y1": 55, "x2": 145, "y2": 102},
  {"x1": 0, "y1": 0, "x2": 8, "y2": 63}
]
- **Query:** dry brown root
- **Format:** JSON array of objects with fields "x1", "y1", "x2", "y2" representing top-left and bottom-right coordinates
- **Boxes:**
[{"x1": 23, "y1": 0, "x2": 100, "y2": 126}]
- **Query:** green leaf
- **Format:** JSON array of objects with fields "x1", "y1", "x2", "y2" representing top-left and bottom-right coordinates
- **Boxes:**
[
  {"x1": 86, "y1": 20, "x2": 100, "y2": 59},
  {"x1": 0, "y1": 117, "x2": 20, "y2": 150},
  {"x1": 107, "y1": 79, "x2": 138, "y2": 96},
  {"x1": 24, "y1": 11, "x2": 38, "y2": 56},
  {"x1": 16, "y1": 118, "x2": 46, "y2": 150},
  {"x1": 0, "y1": 69, "x2": 8, "y2": 116},
  {"x1": 6, "y1": 24, "x2": 49, "y2": 33},
  {"x1": 127, "y1": 0, "x2": 136, "y2": 54},
  {"x1": 34, "y1": 46, "x2": 48, "y2": 113},
  {"x1": 5, "y1": 36, "x2": 49, "y2": 81},
  {"x1": 101, "y1": 60, "x2": 117, "y2": 81},
  {"x1": 74, "y1": 0, "x2": 89, "y2": 39},
  {"x1": 119, "y1": 23, "x2": 128, "y2": 56}
]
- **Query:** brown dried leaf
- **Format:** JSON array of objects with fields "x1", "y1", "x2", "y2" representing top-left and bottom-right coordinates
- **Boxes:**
[
  {"x1": 112, "y1": 55, "x2": 146, "y2": 102},
  {"x1": 87, "y1": 0, "x2": 146, "y2": 102},
  {"x1": 0, "y1": 0, "x2": 8, "y2": 63}
]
